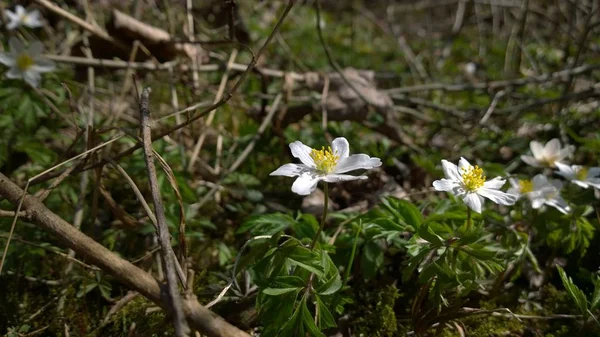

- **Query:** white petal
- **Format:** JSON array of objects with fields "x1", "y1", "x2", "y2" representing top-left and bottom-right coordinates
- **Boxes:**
[
  {"x1": 544, "y1": 139, "x2": 561, "y2": 157},
  {"x1": 572, "y1": 180, "x2": 590, "y2": 189},
  {"x1": 289, "y1": 141, "x2": 315, "y2": 167},
  {"x1": 0, "y1": 53, "x2": 15, "y2": 66},
  {"x1": 291, "y1": 174, "x2": 321, "y2": 195},
  {"x1": 531, "y1": 198, "x2": 544, "y2": 209},
  {"x1": 270, "y1": 163, "x2": 310, "y2": 177},
  {"x1": 555, "y1": 162, "x2": 575, "y2": 179},
  {"x1": 28, "y1": 41, "x2": 44, "y2": 56},
  {"x1": 331, "y1": 137, "x2": 349, "y2": 159},
  {"x1": 433, "y1": 178, "x2": 460, "y2": 192},
  {"x1": 530, "y1": 141, "x2": 544, "y2": 158},
  {"x1": 531, "y1": 174, "x2": 549, "y2": 189},
  {"x1": 546, "y1": 196, "x2": 570, "y2": 214},
  {"x1": 6, "y1": 19, "x2": 20, "y2": 30},
  {"x1": 32, "y1": 58, "x2": 55, "y2": 73},
  {"x1": 521, "y1": 155, "x2": 540, "y2": 167},
  {"x1": 463, "y1": 193, "x2": 483, "y2": 213},
  {"x1": 477, "y1": 187, "x2": 516, "y2": 206},
  {"x1": 5, "y1": 67, "x2": 23, "y2": 79},
  {"x1": 4, "y1": 9, "x2": 16, "y2": 19},
  {"x1": 483, "y1": 177, "x2": 506, "y2": 190},
  {"x1": 334, "y1": 154, "x2": 381, "y2": 173},
  {"x1": 588, "y1": 167, "x2": 600, "y2": 178},
  {"x1": 458, "y1": 157, "x2": 472, "y2": 172},
  {"x1": 9, "y1": 37, "x2": 25, "y2": 53},
  {"x1": 507, "y1": 187, "x2": 521, "y2": 197},
  {"x1": 585, "y1": 179, "x2": 600, "y2": 189},
  {"x1": 322, "y1": 174, "x2": 366, "y2": 183},
  {"x1": 15, "y1": 5, "x2": 26, "y2": 17},
  {"x1": 556, "y1": 145, "x2": 574, "y2": 161},
  {"x1": 23, "y1": 70, "x2": 41, "y2": 87},
  {"x1": 548, "y1": 179, "x2": 563, "y2": 190},
  {"x1": 441, "y1": 159, "x2": 461, "y2": 181},
  {"x1": 23, "y1": 10, "x2": 43, "y2": 28}
]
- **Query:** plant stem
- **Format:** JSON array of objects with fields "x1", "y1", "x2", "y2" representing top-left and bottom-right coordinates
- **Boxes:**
[
  {"x1": 310, "y1": 182, "x2": 329, "y2": 250},
  {"x1": 331, "y1": 221, "x2": 362, "y2": 311},
  {"x1": 466, "y1": 207, "x2": 472, "y2": 230}
]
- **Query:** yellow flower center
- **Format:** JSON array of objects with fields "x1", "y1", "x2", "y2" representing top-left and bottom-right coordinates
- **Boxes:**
[
  {"x1": 461, "y1": 165, "x2": 486, "y2": 191},
  {"x1": 519, "y1": 180, "x2": 533, "y2": 193},
  {"x1": 310, "y1": 146, "x2": 339, "y2": 173},
  {"x1": 543, "y1": 155, "x2": 557, "y2": 167},
  {"x1": 576, "y1": 167, "x2": 588, "y2": 181},
  {"x1": 16, "y1": 54, "x2": 34, "y2": 71}
]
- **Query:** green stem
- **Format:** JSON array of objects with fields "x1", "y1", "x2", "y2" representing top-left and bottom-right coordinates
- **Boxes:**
[
  {"x1": 310, "y1": 182, "x2": 329, "y2": 250},
  {"x1": 466, "y1": 207, "x2": 472, "y2": 230},
  {"x1": 331, "y1": 221, "x2": 361, "y2": 311}
]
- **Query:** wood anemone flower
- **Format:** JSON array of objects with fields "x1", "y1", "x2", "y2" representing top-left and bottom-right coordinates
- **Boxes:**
[
  {"x1": 555, "y1": 162, "x2": 600, "y2": 189},
  {"x1": 508, "y1": 174, "x2": 570, "y2": 214},
  {"x1": 433, "y1": 157, "x2": 516, "y2": 213},
  {"x1": 4, "y1": 5, "x2": 44, "y2": 30},
  {"x1": 521, "y1": 138, "x2": 574, "y2": 168},
  {"x1": 0, "y1": 37, "x2": 55, "y2": 87},
  {"x1": 270, "y1": 137, "x2": 382, "y2": 195}
]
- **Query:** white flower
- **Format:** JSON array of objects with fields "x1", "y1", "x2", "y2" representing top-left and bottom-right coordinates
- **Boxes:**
[
  {"x1": 555, "y1": 162, "x2": 600, "y2": 189},
  {"x1": 4, "y1": 5, "x2": 43, "y2": 30},
  {"x1": 432, "y1": 157, "x2": 516, "y2": 213},
  {"x1": 521, "y1": 138, "x2": 574, "y2": 168},
  {"x1": 270, "y1": 137, "x2": 382, "y2": 195},
  {"x1": 508, "y1": 174, "x2": 570, "y2": 214},
  {"x1": 0, "y1": 37, "x2": 55, "y2": 87}
]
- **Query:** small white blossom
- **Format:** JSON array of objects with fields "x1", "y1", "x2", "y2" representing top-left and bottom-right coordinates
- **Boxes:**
[
  {"x1": 0, "y1": 37, "x2": 55, "y2": 87},
  {"x1": 508, "y1": 174, "x2": 570, "y2": 214},
  {"x1": 4, "y1": 5, "x2": 43, "y2": 30},
  {"x1": 555, "y1": 162, "x2": 600, "y2": 189},
  {"x1": 433, "y1": 157, "x2": 516, "y2": 213},
  {"x1": 270, "y1": 137, "x2": 381, "y2": 195},
  {"x1": 521, "y1": 138, "x2": 574, "y2": 168}
]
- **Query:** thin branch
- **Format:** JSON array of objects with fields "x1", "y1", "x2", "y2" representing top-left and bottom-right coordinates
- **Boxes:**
[{"x1": 138, "y1": 87, "x2": 190, "y2": 337}]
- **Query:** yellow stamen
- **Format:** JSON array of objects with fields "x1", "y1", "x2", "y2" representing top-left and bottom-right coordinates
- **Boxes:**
[
  {"x1": 576, "y1": 167, "x2": 588, "y2": 181},
  {"x1": 16, "y1": 54, "x2": 34, "y2": 71},
  {"x1": 310, "y1": 146, "x2": 339, "y2": 173},
  {"x1": 519, "y1": 180, "x2": 533, "y2": 193},
  {"x1": 461, "y1": 165, "x2": 486, "y2": 191}
]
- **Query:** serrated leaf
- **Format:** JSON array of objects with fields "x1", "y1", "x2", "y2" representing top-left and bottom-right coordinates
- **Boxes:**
[
  {"x1": 315, "y1": 295, "x2": 337, "y2": 329},
  {"x1": 557, "y1": 266, "x2": 588, "y2": 316},
  {"x1": 237, "y1": 213, "x2": 297, "y2": 235}
]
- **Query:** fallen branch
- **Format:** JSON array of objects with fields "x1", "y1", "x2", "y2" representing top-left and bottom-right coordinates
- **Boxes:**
[{"x1": 0, "y1": 172, "x2": 250, "y2": 337}]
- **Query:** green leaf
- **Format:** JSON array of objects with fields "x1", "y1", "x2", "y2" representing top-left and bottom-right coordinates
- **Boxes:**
[
  {"x1": 591, "y1": 276, "x2": 600, "y2": 311},
  {"x1": 315, "y1": 295, "x2": 337, "y2": 329},
  {"x1": 263, "y1": 287, "x2": 301, "y2": 296},
  {"x1": 361, "y1": 240, "x2": 384, "y2": 279},
  {"x1": 317, "y1": 271, "x2": 342, "y2": 296},
  {"x1": 293, "y1": 213, "x2": 319, "y2": 240},
  {"x1": 288, "y1": 246, "x2": 325, "y2": 277},
  {"x1": 557, "y1": 266, "x2": 589, "y2": 316},
  {"x1": 279, "y1": 298, "x2": 305, "y2": 337},
  {"x1": 237, "y1": 213, "x2": 297, "y2": 235},
  {"x1": 380, "y1": 197, "x2": 423, "y2": 229},
  {"x1": 416, "y1": 223, "x2": 444, "y2": 246},
  {"x1": 301, "y1": 298, "x2": 326, "y2": 337}
]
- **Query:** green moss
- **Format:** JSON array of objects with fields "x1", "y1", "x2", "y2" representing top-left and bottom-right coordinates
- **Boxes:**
[
  {"x1": 353, "y1": 285, "x2": 400, "y2": 337},
  {"x1": 96, "y1": 297, "x2": 173, "y2": 337}
]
